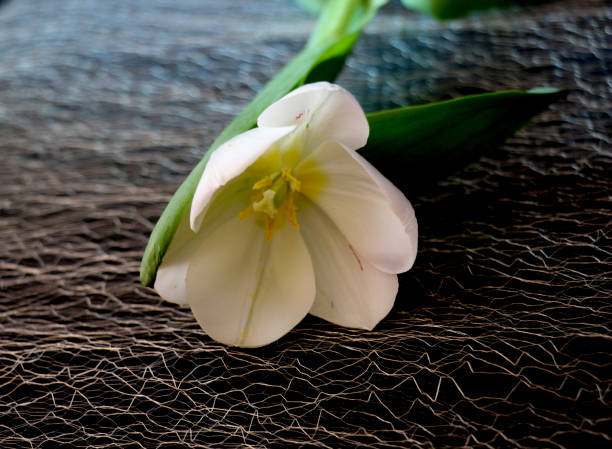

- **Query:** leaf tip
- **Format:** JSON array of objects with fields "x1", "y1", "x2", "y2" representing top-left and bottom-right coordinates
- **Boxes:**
[
  {"x1": 139, "y1": 243, "x2": 159, "y2": 287},
  {"x1": 527, "y1": 87, "x2": 559, "y2": 94}
]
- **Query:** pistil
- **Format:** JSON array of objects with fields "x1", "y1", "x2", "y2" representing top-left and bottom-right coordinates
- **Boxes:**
[{"x1": 239, "y1": 168, "x2": 302, "y2": 241}]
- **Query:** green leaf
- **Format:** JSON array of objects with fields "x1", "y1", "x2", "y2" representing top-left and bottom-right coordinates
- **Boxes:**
[
  {"x1": 401, "y1": 0, "x2": 549, "y2": 19},
  {"x1": 139, "y1": 0, "x2": 385, "y2": 287},
  {"x1": 361, "y1": 89, "x2": 566, "y2": 193}
]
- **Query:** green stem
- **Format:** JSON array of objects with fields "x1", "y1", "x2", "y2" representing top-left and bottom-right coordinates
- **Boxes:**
[{"x1": 307, "y1": 0, "x2": 362, "y2": 49}]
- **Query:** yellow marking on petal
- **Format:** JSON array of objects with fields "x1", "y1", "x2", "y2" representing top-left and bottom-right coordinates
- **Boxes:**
[
  {"x1": 294, "y1": 156, "x2": 327, "y2": 201},
  {"x1": 247, "y1": 145, "x2": 280, "y2": 174},
  {"x1": 240, "y1": 327, "x2": 249, "y2": 343},
  {"x1": 281, "y1": 146, "x2": 302, "y2": 168}
]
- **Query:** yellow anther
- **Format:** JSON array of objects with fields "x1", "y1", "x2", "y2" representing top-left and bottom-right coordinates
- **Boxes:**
[
  {"x1": 252, "y1": 175, "x2": 273, "y2": 191},
  {"x1": 282, "y1": 168, "x2": 301, "y2": 192},
  {"x1": 265, "y1": 216, "x2": 275, "y2": 242}
]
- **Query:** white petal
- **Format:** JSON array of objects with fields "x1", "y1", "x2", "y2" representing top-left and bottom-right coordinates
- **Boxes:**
[
  {"x1": 154, "y1": 211, "x2": 193, "y2": 305},
  {"x1": 299, "y1": 201, "x2": 399, "y2": 330},
  {"x1": 354, "y1": 149, "x2": 419, "y2": 269},
  {"x1": 190, "y1": 125, "x2": 294, "y2": 232},
  {"x1": 296, "y1": 141, "x2": 418, "y2": 274},
  {"x1": 257, "y1": 82, "x2": 369, "y2": 151},
  {"x1": 155, "y1": 192, "x2": 245, "y2": 305},
  {"x1": 186, "y1": 215, "x2": 316, "y2": 348}
]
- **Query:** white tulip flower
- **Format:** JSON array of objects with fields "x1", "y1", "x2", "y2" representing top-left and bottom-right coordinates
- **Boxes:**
[{"x1": 154, "y1": 82, "x2": 418, "y2": 347}]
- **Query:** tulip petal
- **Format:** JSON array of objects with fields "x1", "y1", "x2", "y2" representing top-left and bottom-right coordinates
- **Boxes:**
[
  {"x1": 186, "y1": 215, "x2": 316, "y2": 348},
  {"x1": 297, "y1": 141, "x2": 418, "y2": 274},
  {"x1": 257, "y1": 82, "x2": 369, "y2": 151},
  {"x1": 299, "y1": 201, "x2": 399, "y2": 330},
  {"x1": 153, "y1": 212, "x2": 193, "y2": 305},
  {"x1": 191, "y1": 125, "x2": 294, "y2": 232},
  {"x1": 154, "y1": 192, "x2": 245, "y2": 305}
]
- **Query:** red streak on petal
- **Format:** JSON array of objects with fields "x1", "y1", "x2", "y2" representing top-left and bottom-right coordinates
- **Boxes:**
[
  {"x1": 349, "y1": 244, "x2": 364, "y2": 271},
  {"x1": 295, "y1": 112, "x2": 304, "y2": 120}
]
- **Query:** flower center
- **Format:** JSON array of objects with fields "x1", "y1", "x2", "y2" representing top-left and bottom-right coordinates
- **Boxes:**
[{"x1": 239, "y1": 168, "x2": 301, "y2": 241}]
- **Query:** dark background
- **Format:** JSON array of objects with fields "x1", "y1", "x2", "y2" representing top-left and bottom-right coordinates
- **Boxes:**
[{"x1": 1, "y1": 0, "x2": 610, "y2": 447}]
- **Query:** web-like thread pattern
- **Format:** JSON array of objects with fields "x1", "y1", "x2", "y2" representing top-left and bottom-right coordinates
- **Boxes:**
[{"x1": 0, "y1": 0, "x2": 610, "y2": 447}]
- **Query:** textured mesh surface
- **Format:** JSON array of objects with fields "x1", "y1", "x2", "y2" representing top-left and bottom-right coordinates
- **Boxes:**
[{"x1": 1, "y1": 0, "x2": 610, "y2": 447}]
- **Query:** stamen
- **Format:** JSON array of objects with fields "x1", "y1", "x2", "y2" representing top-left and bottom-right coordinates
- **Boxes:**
[
  {"x1": 241, "y1": 169, "x2": 302, "y2": 242},
  {"x1": 252, "y1": 175, "x2": 273, "y2": 190},
  {"x1": 265, "y1": 216, "x2": 275, "y2": 242},
  {"x1": 239, "y1": 204, "x2": 253, "y2": 220},
  {"x1": 239, "y1": 194, "x2": 262, "y2": 220},
  {"x1": 281, "y1": 167, "x2": 301, "y2": 192},
  {"x1": 286, "y1": 193, "x2": 299, "y2": 230}
]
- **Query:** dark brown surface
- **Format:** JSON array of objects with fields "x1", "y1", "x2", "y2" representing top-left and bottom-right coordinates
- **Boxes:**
[{"x1": 1, "y1": 0, "x2": 610, "y2": 448}]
